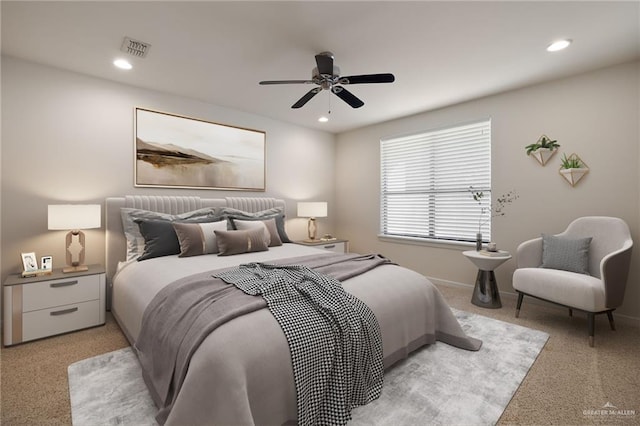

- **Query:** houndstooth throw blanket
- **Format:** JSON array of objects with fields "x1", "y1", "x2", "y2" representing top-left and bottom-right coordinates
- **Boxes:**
[{"x1": 215, "y1": 262, "x2": 384, "y2": 426}]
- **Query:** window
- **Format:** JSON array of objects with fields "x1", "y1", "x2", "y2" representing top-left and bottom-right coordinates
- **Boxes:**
[{"x1": 380, "y1": 119, "x2": 491, "y2": 244}]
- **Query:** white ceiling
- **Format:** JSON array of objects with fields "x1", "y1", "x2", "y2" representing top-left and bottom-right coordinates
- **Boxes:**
[{"x1": 2, "y1": 1, "x2": 639, "y2": 134}]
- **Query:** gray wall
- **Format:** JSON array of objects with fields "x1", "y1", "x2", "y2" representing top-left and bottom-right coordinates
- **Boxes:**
[
  {"x1": 335, "y1": 61, "x2": 640, "y2": 321},
  {"x1": 1, "y1": 56, "x2": 336, "y2": 285},
  {"x1": 3, "y1": 56, "x2": 639, "y2": 324}
]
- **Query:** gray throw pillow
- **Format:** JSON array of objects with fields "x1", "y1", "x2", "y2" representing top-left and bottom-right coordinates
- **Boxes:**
[
  {"x1": 135, "y1": 219, "x2": 182, "y2": 261},
  {"x1": 135, "y1": 217, "x2": 224, "y2": 261},
  {"x1": 214, "y1": 228, "x2": 269, "y2": 256},
  {"x1": 219, "y1": 207, "x2": 291, "y2": 243},
  {"x1": 121, "y1": 207, "x2": 220, "y2": 260},
  {"x1": 173, "y1": 221, "x2": 229, "y2": 257},
  {"x1": 230, "y1": 218, "x2": 282, "y2": 247},
  {"x1": 540, "y1": 234, "x2": 592, "y2": 275}
]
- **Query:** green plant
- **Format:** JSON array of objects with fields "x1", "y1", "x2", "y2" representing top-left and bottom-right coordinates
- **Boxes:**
[
  {"x1": 560, "y1": 153, "x2": 583, "y2": 169},
  {"x1": 468, "y1": 186, "x2": 519, "y2": 233},
  {"x1": 525, "y1": 135, "x2": 560, "y2": 155}
]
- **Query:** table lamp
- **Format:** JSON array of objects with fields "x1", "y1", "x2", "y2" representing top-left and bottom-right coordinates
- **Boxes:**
[
  {"x1": 297, "y1": 201, "x2": 327, "y2": 242},
  {"x1": 48, "y1": 204, "x2": 101, "y2": 273}
]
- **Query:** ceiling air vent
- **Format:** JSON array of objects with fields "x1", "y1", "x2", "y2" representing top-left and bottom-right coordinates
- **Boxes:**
[{"x1": 120, "y1": 37, "x2": 151, "y2": 58}]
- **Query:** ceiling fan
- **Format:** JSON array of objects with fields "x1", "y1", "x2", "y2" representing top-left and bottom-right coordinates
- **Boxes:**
[{"x1": 259, "y1": 51, "x2": 395, "y2": 109}]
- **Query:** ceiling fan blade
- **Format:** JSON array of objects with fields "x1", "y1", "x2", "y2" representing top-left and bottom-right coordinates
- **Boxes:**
[
  {"x1": 292, "y1": 87, "x2": 322, "y2": 109},
  {"x1": 339, "y1": 73, "x2": 395, "y2": 84},
  {"x1": 332, "y1": 86, "x2": 364, "y2": 108},
  {"x1": 315, "y1": 52, "x2": 334, "y2": 76},
  {"x1": 259, "y1": 80, "x2": 314, "y2": 85}
]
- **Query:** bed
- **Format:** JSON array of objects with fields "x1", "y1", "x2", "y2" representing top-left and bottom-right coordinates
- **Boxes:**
[{"x1": 106, "y1": 195, "x2": 481, "y2": 425}]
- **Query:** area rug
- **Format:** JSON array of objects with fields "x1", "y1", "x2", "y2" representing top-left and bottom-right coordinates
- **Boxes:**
[{"x1": 68, "y1": 309, "x2": 548, "y2": 425}]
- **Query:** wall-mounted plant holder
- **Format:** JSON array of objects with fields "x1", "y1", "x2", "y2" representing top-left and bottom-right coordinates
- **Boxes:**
[
  {"x1": 526, "y1": 135, "x2": 560, "y2": 166},
  {"x1": 559, "y1": 153, "x2": 589, "y2": 187},
  {"x1": 530, "y1": 147, "x2": 557, "y2": 166}
]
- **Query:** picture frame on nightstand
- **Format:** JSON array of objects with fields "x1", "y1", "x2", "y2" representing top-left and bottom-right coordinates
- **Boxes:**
[
  {"x1": 41, "y1": 256, "x2": 53, "y2": 271},
  {"x1": 21, "y1": 252, "x2": 38, "y2": 272}
]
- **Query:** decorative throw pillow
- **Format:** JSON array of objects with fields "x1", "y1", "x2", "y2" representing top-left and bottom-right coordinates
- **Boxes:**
[
  {"x1": 121, "y1": 207, "x2": 220, "y2": 260},
  {"x1": 230, "y1": 218, "x2": 282, "y2": 247},
  {"x1": 219, "y1": 207, "x2": 291, "y2": 243},
  {"x1": 214, "y1": 228, "x2": 269, "y2": 256},
  {"x1": 173, "y1": 221, "x2": 229, "y2": 257},
  {"x1": 135, "y1": 219, "x2": 182, "y2": 261},
  {"x1": 540, "y1": 234, "x2": 592, "y2": 275}
]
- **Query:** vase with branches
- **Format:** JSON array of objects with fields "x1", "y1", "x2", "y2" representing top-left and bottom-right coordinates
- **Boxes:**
[{"x1": 468, "y1": 186, "x2": 519, "y2": 250}]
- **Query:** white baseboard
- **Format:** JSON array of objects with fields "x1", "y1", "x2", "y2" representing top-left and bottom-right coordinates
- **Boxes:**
[{"x1": 426, "y1": 276, "x2": 640, "y2": 328}]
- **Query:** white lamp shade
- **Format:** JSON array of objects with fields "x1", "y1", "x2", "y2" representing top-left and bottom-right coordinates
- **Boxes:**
[
  {"x1": 297, "y1": 202, "x2": 327, "y2": 218},
  {"x1": 48, "y1": 204, "x2": 101, "y2": 230}
]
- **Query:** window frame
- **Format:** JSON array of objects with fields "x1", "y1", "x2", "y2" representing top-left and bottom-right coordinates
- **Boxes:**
[{"x1": 379, "y1": 119, "x2": 492, "y2": 247}]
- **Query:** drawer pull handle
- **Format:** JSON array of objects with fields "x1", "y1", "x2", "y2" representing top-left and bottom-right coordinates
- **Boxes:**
[
  {"x1": 50, "y1": 280, "x2": 78, "y2": 288},
  {"x1": 324, "y1": 245, "x2": 336, "y2": 249},
  {"x1": 50, "y1": 307, "x2": 79, "y2": 316}
]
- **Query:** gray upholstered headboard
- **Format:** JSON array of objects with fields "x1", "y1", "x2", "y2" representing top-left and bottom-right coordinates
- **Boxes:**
[{"x1": 105, "y1": 196, "x2": 286, "y2": 301}]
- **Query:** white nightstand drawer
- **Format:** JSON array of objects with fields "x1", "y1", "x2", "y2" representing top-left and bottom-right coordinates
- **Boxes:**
[
  {"x1": 22, "y1": 275, "x2": 100, "y2": 312},
  {"x1": 22, "y1": 300, "x2": 101, "y2": 342},
  {"x1": 317, "y1": 242, "x2": 346, "y2": 253}
]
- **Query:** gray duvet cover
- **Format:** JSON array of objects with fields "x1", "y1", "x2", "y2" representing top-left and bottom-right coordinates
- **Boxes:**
[{"x1": 112, "y1": 244, "x2": 481, "y2": 425}]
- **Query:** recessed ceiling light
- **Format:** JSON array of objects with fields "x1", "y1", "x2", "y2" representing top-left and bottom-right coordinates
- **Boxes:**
[
  {"x1": 318, "y1": 116, "x2": 329, "y2": 123},
  {"x1": 547, "y1": 39, "x2": 572, "y2": 52},
  {"x1": 113, "y1": 58, "x2": 133, "y2": 70}
]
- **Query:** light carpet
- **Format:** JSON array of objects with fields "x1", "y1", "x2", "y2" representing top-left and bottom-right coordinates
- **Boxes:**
[{"x1": 68, "y1": 309, "x2": 548, "y2": 425}]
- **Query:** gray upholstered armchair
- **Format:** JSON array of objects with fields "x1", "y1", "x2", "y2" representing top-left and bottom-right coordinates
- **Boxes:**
[{"x1": 512, "y1": 216, "x2": 633, "y2": 347}]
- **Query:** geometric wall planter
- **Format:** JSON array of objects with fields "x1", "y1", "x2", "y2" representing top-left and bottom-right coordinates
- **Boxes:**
[
  {"x1": 530, "y1": 147, "x2": 558, "y2": 166},
  {"x1": 559, "y1": 154, "x2": 589, "y2": 187},
  {"x1": 526, "y1": 135, "x2": 560, "y2": 166}
]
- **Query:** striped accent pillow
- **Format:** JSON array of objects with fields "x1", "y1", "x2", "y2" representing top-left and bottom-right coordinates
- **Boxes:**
[{"x1": 215, "y1": 228, "x2": 269, "y2": 256}]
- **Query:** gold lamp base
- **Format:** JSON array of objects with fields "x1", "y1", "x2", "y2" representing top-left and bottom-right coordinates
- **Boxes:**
[
  {"x1": 62, "y1": 265, "x2": 89, "y2": 273},
  {"x1": 63, "y1": 230, "x2": 87, "y2": 273}
]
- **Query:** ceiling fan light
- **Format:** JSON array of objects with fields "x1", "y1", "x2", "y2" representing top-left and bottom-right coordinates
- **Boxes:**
[{"x1": 546, "y1": 39, "x2": 572, "y2": 52}]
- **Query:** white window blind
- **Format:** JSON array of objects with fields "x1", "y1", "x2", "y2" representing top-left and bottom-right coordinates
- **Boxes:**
[{"x1": 380, "y1": 119, "x2": 491, "y2": 243}]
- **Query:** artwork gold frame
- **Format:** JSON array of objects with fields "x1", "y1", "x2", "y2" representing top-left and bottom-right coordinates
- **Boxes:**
[{"x1": 134, "y1": 108, "x2": 266, "y2": 191}]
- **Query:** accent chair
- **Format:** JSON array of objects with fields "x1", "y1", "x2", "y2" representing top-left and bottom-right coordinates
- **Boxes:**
[{"x1": 512, "y1": 216, "x2": 633, "y2": 347}]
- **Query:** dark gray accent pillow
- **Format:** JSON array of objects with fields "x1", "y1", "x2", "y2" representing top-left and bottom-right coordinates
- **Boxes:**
[
  {"x1": 220, "y1": 207, "x2": 291, "y2": 243},
  {"x1": 541, "y1": 234, "x2": 592, "y2": 274},
  {"x1": 214, "y1": 228, "x2": 269, "y2": 256},
  {"x1": 135, "y1": 219, "x2": 181, "y2": 261}
]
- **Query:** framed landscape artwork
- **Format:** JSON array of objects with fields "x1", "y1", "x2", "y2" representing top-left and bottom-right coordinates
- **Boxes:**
[{"x1": 134, "y1": 108, "x2": 266, "y2": 191}]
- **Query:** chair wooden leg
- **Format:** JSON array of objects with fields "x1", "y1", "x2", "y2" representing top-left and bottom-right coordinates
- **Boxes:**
[
  {"x1": 515, "y1": 292, "x2": 524, "y2": 318},
  {"x1": 588, "y1": 312, "x2": 595, "y2": 347},
  {"x1": 606, "y1": 311, "x2": 616, "y2": 331},
  {"x1": 568, "y1": 308, "x2": 573, "y2": 318}
]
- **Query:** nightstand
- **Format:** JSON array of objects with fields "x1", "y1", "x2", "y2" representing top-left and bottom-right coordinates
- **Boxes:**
[
  {"x1": 294, "y1": 239, "x2": 349, "y2": 253},
  {"x1": 462, "y1": 250, "x2": 511, "y2": 309},
  {"x1": 3, "y1": 264, "x2": 106, "y2": 346}
]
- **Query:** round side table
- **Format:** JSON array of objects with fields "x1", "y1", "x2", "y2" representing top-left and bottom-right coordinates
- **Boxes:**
[{"x1": 463, "y1": 250, "x2": 511, "y2": 309}]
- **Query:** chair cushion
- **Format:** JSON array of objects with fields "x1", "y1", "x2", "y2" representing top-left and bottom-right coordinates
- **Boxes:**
[
  {"x1": 513, "y1": 267, "x2": 606, "y2": 312},
  {"x1": 541, "y1": 234, "x2": 592, "y2": 274}
]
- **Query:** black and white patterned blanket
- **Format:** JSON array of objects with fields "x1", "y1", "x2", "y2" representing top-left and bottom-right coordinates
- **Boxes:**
[{"x1": 214, "y1": 262, "x2": 384, "y2": 426}]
